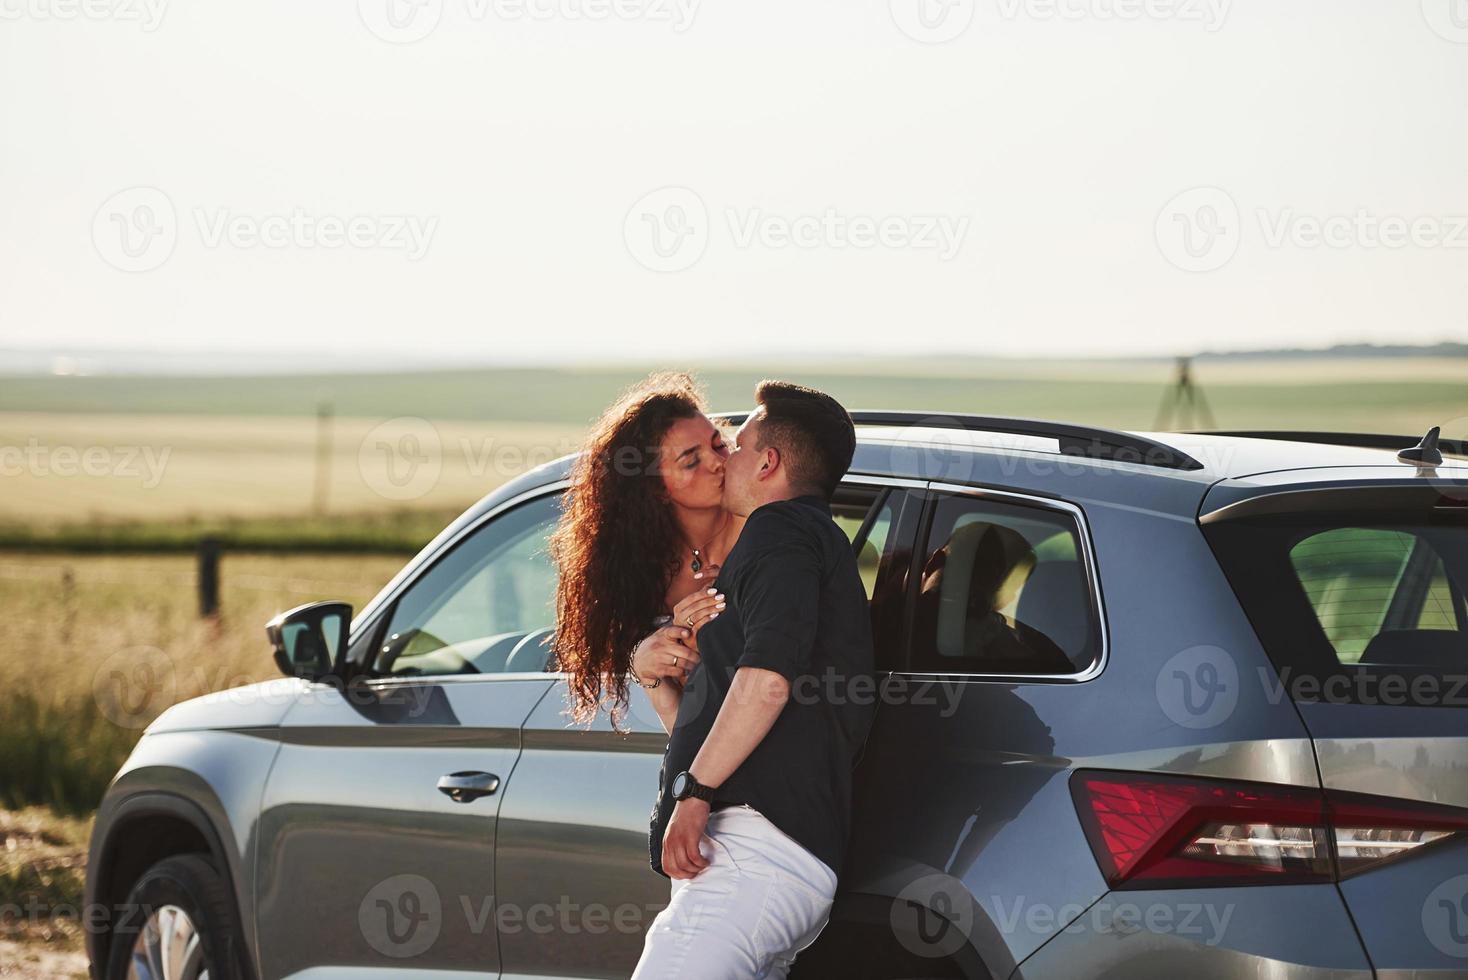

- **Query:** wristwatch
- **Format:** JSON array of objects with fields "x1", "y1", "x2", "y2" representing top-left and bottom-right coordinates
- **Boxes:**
[{"x1": 670, "y1": 770, "x2": 718, "y2": 803}]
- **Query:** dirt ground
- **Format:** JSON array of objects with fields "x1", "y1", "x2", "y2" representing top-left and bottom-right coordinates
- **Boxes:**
[
  {"x1": 0, "y1": 938, "x2": 88, "y2": 979},
  {"x1": 0, "y1": 808, "x2": 91, "y2": 979}
]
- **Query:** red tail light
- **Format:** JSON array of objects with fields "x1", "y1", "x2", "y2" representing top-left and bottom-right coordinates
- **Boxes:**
[{"x1": 1071, "y1": 771, "x2": 1468, "y2": 889}]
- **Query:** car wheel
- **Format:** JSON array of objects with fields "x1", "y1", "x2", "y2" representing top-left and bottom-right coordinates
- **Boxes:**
[{"x1": 105, "y1": 853, "x2": 248, "y2": 980}]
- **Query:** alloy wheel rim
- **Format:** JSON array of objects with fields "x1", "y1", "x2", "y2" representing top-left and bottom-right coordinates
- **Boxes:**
[{"x1": 126, "y1": 904, "x2": 211, "y2": 980}]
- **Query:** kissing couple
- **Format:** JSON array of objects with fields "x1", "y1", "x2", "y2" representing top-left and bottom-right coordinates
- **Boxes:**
[{"x1": 550, "y1": 372, "x2": 877, "y2": 979}]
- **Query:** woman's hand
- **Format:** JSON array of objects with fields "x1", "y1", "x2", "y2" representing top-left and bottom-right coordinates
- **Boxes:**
[
  {"x1": 632, "y1": 625, "x2": 701, "y2": 687},
  {"x1": 670, "y1": 586, "x2": 725, "y2": 654}
]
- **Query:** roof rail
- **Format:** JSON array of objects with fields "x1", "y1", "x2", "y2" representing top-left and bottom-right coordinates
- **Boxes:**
[
  {"x1": 1181, "y1": 430, "x2": 1468, "y2": 461},
  {"x1": 711, "y1": 409, "x2": 1204, "y2": 472}
]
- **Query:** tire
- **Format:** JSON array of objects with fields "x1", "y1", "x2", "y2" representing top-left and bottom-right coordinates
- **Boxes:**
[{"x1": 104, "y1": 853, "x2": 249, "y2": 980}]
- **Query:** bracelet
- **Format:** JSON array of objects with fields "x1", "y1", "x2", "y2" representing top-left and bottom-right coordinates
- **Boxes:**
[{"x1": 630, "y1": 664, "x2": 661, "y2": 690}]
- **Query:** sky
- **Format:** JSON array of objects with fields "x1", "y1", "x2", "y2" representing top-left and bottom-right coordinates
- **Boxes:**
[{"x1": 3, "y1": 0, "x2": 1467, "y2": 365}]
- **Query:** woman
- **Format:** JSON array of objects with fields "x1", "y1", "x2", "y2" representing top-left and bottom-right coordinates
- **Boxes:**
[{"x1": 550, "y1": 371, "x2": 745, "y2": 730}]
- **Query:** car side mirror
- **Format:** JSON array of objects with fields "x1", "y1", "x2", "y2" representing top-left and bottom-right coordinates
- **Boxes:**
[{"x1": 266, "y1": 600, "x2": 352, "y2": 681}]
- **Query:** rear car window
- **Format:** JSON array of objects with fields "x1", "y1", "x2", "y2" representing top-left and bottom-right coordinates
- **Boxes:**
[
  {"x1": 910, "y1": 491, "x2": 1102, "y2": 676},
  {"x1": 1204, "y1": 499, "x2": 1468, "y2": 707},
  {"x1": 1290, "y1": 527, "x2": 1464, "y2": 662}
]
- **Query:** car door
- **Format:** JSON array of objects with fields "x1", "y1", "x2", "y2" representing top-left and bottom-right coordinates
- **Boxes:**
[
  {"x1": 255, "y1": 487, "x2": 565, "y2": 979},
  {"x1": 807, "y1": 482, "x2": 1115, "y2": 976},
  {"x1": 492, "y1": 479, "x2": 901, "y2": 979}
]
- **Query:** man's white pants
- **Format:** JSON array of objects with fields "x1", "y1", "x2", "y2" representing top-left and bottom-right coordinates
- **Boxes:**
[{"x1": 632, "y1": 804, "x2": 838, "y2": 980}]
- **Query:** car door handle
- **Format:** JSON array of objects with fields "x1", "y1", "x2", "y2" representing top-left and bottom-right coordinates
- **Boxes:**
[{"x1": 437, "y1": 771, "x2": 500, "y2": 803}]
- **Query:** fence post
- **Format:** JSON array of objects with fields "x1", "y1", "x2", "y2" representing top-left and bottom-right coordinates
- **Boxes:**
[
  {"x1": 314, "y1": 398, "x2": 333, "y2": 515},
  {"x1": 198, "y1": 536, "x2": 221, "y2": 618}
]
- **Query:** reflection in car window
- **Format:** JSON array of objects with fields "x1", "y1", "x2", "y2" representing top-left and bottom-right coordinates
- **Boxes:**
[
  {"x1": 833, "y1": 489, "x2": 894, "y2": 599},
  {"x1": 1290, "y1": 527, "x2": 1464, "y2": 664},
  {"x1": 379, "y1": 493, "x2": 561, "y2": 677}
]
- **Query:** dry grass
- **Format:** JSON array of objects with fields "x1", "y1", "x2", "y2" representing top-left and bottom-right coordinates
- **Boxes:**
[
  {"x1": 0, "y1": 413, "x2": 583, "y2": 524},
  {"x1": 0, "y1": 551, "x2": 411, "y2": 976},
  {"x1": 0, "y1": 551, "x2": 406, "y2": 815}
]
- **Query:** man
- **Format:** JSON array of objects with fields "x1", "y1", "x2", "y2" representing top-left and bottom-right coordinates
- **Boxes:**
[{"x1": 630, "y1": 381, "x2": 877, "y2": 980}]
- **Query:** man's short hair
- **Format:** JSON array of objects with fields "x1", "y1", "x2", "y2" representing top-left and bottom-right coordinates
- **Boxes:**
[{"x1": 753, "y1": 380, "x2": 856, "y2": 499}]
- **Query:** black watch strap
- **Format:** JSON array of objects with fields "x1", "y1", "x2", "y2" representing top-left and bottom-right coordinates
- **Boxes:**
[{"x1": 672, "y1": 770, "x2": 719, "y2": 803}]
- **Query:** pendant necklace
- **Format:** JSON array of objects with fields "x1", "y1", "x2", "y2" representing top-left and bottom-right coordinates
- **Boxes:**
[{"x1": 687, "y1": 513, "x2": 730, "y2": 575}]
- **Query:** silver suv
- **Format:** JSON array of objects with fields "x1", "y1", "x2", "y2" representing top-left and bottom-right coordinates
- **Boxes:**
[{"x1": 86, "y1": 413, "x2": 1468, "y2": 979}]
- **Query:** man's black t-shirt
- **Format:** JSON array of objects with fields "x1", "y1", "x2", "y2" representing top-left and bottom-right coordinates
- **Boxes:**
[{"x1": 648, "y1": 494, "x2": 877, "y2": 879}]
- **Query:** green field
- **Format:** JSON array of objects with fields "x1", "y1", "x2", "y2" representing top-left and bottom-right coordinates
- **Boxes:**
[
  {"x1": 3, "y1": 356, "x2": 1466, "y2": 425},
  {"x1": 2, "y1": 357, "x2": 1464, "y2": 527}
]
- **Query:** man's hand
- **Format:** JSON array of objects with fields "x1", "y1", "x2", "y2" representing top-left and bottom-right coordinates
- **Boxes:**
[{"x1": 661, "y1": 797, "x2": 712, "y2": 879}]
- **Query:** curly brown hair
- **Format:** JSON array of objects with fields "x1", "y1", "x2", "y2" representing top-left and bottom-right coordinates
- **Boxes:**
[{"x1": 550, "y1": 371, "x2": 709, "y2": 728}]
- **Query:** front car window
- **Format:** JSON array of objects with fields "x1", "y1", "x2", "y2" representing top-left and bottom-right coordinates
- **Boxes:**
[
  {"x1": 376, "y1": 493, "x2": 561, "y2": 677},
  {"x1": 367, "y1": 482, "x2": 906, "y2": 680}
]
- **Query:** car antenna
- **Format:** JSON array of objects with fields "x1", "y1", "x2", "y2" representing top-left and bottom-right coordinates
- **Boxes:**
[{"x1": 1397, "y1": 426, "x2": 1443, "y2": 466}]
